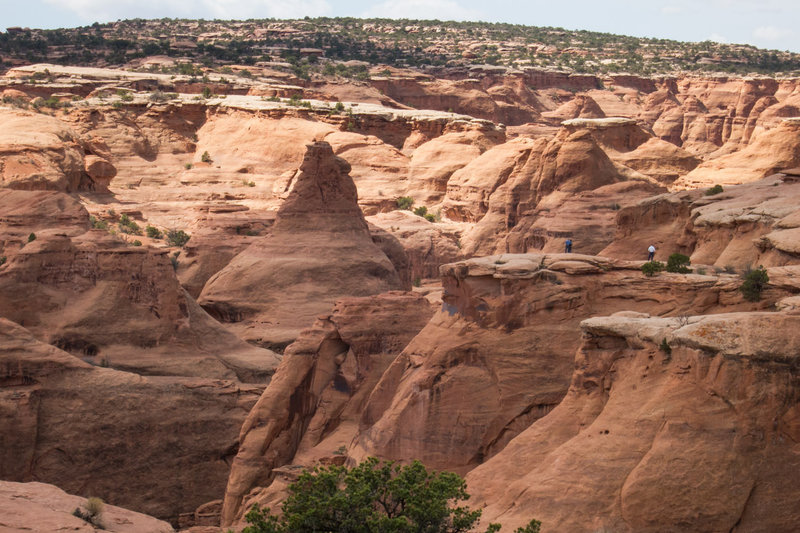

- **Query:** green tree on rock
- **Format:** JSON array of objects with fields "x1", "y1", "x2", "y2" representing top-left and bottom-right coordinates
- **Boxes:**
[{"x1": 243, "y1": 457, "x2": 540, "y2": 533}]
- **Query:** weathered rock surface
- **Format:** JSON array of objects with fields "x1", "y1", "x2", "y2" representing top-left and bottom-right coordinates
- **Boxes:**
[
  {"x1": 0, "y1": 192, "x2": 279, "y2": 381},
  {"x1": 0, "y1": 108, "x2": 115, "y2": 191},
  {"x1": 603, "y1": 172, "x2": 800, "y2": 268},
  {"x1": 348, "y1": 254, "x2": 785, "y2": 476},
  {"x1": 368, "y1": 210, "x2": 463, "y2": 281},
  {"x1": 0, "y1": 318, "x2": 263, "y2": 521},
  {"x1": 199, "y1": 142, "x2": 406, "y2": 349},
  {"x1": 220, "y1": 292, "x2": 434, "y2": 525},
  {"x1": 468, "y1": 310, "x2": 800, "y2": 532},
  {"x1": 0, "y1": 481, "x2": 174, "y2": 532},
  {"x1": 460, "y1": 122, "x2": 666, "y2": 256},
  {"x1": 406, "y1": 126, "x2": 505, "y2": 206},
  {"x1": 674, "y1": 118, "x2": 800, "y2": 189}
]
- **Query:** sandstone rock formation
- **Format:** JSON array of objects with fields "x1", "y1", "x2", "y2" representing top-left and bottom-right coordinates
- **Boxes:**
[
  {"x1": 459, "y1": 121, "x2": 667, "y2": 256},
  {"x1": 674, "y1": 118, "x2": 800, "y2": 189},
  {"x1": 603, "y1": 172, "x2": 800, "y2": 268},
  {"x1": 348, "y1": 254, "x2": 785, "y2": 476},
  {"x1": 468, "y1": 309, "x2": 800, "y2": 532},
  {"x1": 0, "y1": 108, "x2": 115, "y2": 191},
  {"x1": 405, "y1": 125, "x2": 505, "y2": 206},
  {"x1": 368, "y1": 210, "x2": 462, "y2": 281},
  {"x1": 220, "y1": 292, "x2": 434, "y2": 525},
  {"x1": 0, "y1": 481, "x2": 173, "y2": 532},
  {"x1": 0, "y1": 187, "x2": 279, "y2": 381},
  {"x1": 199, "y1": 142, "x2": 406, "y2": 349},
  {"x1": 0, "y1": 318, "x2": 264, "y2": 521}
]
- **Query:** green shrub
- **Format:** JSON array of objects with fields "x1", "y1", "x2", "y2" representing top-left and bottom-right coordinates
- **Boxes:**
[
  {"x1": 118, "y1": 214, "x2": 142, "y2": 235},
  {"x1": 170, "y1": 251, "x2": 180, "y2": 271},
  {"x1": 72, "y1": 497, "x2": 104, "y2": 528},
  {"x1": 412, "y1": 277, "x2": 421, "y2": 287},
  {"x1": 202, "y1": 86, "x2": 212, "y2": 99},
  {"x1": 659, "y1": 338, "x2": 672, "y2": 355},
  {"x1": 666, "y1": 253, "x2": 691, "y2": 273},
  {"x1": 396, "y1": 196, "x2": 414, "y2": 210},
  {"x1": 166, "y1": 229, "x2": 191, "y2": 247},
  {"x1": 90, "y1": 216, "x2": 108, "y2": 230},
  {"x1": 413, "y1": 206, "x2": 428, "y2": 217},
  {"x1": 149, "y1": 91, "x2": 169, "y2": 102},
  {"x1": 116, "y1": 89, "x2": 133, "y2": 101},
  {"x1": 515, "y1": 520, "x2": 542, "y2": 533},
  {"x1": 705, "y1": 184, "x2": 724, "y2": 196},
  {"x1": 740, "y1": 266, "x2": 769, "y2": 302},
  {"x1": 184, "y1": 163, "x2": 193, "y2": 170},
  {"x1": 27, "y1": 232, "x2": 36, "y2": 243},
  {"x1": 241, "y1": 457, "x2": 519, "y2": 533},
  {"x1": 0, "y1": 257, "x2": 6, "y2": 266},
  {"x1": 334, "y1": 101, "x2": 345, "y2": 112},
  {"x1": 641, "y1": 261, "x2": 664, "y2": 277},
  {"x1": 132, "y1": 240, "x2": 142, "y2": 246},
  {"x1": 424, "y1": 213, "x2": 436, "y2": 222},
  {"x1": 146, "y1": 225, "x2": 162, "y2": 239},
  {"x1": 201, "y1": 151, "x2": 212, "y2": 163}
]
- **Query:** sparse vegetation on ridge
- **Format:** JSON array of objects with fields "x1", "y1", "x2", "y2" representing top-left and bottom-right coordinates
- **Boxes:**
[
  {"x1": 2, "y1": 18, "x2": 800, "y2": 77},
  {"x1": 241, "y1": 457, "x2": 540, "y2": 533}
]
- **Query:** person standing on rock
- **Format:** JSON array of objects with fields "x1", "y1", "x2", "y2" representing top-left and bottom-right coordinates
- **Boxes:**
[
  {"x1": 648, "y1": 244, "x2": 656, "y2": 261},
  {"x1": 565, "y1": 239, "x2": 572, "y2": 253}
]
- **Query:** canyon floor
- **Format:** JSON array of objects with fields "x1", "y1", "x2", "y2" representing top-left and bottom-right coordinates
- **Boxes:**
[{"x1": 2, "y1": 51, "x2": 800, "y2": 532}]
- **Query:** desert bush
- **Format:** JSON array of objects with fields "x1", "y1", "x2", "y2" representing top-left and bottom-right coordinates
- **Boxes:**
[
  {"x1": 641, "y1": 260, "x2": 664, "y2": 277},
  {"x1": 116, "y1": 89, "x2": 133, "y2": 101},
  {"x1": 705, "y1": 184, "x2": 724, "y2": 196},
  {"x1": 27, "y1": 232, "x2": 36, "y2": 243},
  {"x1": 201, "y1": 151, "x2": 212, "y2": 163},
  {"x1": 90, "y1": 216, "x2": 108, "y2": 230},
  {"x1": 413, "y1": 205, "x2": 428, "y2": 217},
  {"x1": 396, "y1": 196, "x2": 414, "y2": 210},
  {"x1": 72, "y1": 497, "x2": 104, "y2": 528},
  {"x1": 118, "y1": 214, "x2": 142, "y2": 235},
  {"x1": 740, "y1": 265, "x2": 769, "y2": 302},
  {"x1": 666, "y1": 253, "x2": 691, "y2": 273},
  {"x1": 149, "y1": 91, "x2": 169, "y2": 102},
  {"x1": 146, "y1": 225, "x2": 162, "y2": 239},
  {"x1": 241, "y1": 457, "x2": 527, "y2": 533},
  {"x1": 659, "y1": 338, "x2": 672, "y2": 355},
  {"x1": 166, "y1": 229, "x2": 191, "y2": 247},
  {"x1": 0, "y1": 257, "x2": 6, "y2": 266}
]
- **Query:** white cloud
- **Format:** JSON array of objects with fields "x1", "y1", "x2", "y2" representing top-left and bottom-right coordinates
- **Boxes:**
[
  {"x1": 44, "y1": 0, "x2": 331, "y2": 22},
  {"x1": 362, "y1": 0, "x2": 485, "y2": 22},
  {"x1": 753, "y1": 25, "x2": 792, "y2": 42},
  {"x1": 660, "y1": 5, "x2": 684, "y2": 14}
]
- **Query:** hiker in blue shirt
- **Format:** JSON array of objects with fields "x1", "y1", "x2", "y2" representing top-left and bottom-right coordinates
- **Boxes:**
[{"x1": 565, "y1": 239, "x2": 573, "y2": 253}]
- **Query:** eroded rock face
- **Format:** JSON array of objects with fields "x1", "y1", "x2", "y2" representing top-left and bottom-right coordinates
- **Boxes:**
[
  {"x1": 468, "y1": 310, "x2": 800, "y2": 532},
  {"x1": 0, "y1": 318, "x2": 264, "y2": 521},
  {"x1": 0, "y1": 481, "x2": 174, "y2": 533},
  {"x1": 603, "y1": 172, "x2": 800, "y2": 268},
  {"x1": 0, "y1": 108, "x2": 115, "y2": 192},
  {"x1": 368, "y1": 211, "x2": 462, "y2": 281},
  {"x1": 220, "y1": 292, "x2": 435, "y2": 525},
  {"x1": 0, "y1": 191, "x2": 279, "y2": 381},
  {"x1": 198, "y1": 142, "x2": 407, "y2": 349},
  {"x1": 459, "y1": 122, "x2": 667, "y2": 256},
  {"x1": 674, "y1": 118, "x2": 800, "y2": 189},
  {"x1": 348, "y1": 254, "x2": 785, "y2": 476}
]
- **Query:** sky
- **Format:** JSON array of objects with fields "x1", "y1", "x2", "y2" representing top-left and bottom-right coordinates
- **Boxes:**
[{"x1": 2, "y1": 0, "x2": 799, "y2": 53}]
